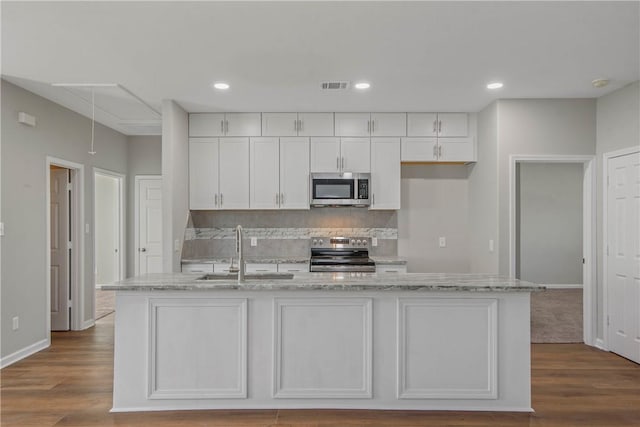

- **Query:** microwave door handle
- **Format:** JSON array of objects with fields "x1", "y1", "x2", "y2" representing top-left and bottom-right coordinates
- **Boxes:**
[{"x1": 336, "y1": 157, "x2": 340, "y2": 171}]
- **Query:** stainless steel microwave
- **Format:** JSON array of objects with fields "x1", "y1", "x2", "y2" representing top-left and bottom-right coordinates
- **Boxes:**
[{"x1": 310, "y1": 173, "x2": 370, "y2": 207}]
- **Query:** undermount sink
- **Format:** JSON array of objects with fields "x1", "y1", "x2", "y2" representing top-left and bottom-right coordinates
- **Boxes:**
[{"x1": 197, "y1": 272, "x2": 294, "y2": 281}]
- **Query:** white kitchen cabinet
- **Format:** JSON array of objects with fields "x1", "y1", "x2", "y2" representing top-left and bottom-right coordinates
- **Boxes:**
[
  {"x1": 340, "y1": 138, "x2": 371, "y2": 173},
  {"x1": 245, "y1": 263, "x2": 278, "y2": 273},
  {"x1": 407, "y1": 113, "x2": 468, "y2": 137},
  {"x1": 219, "y1": 138, "x2": 250, "y2": 209},
  {"x1": 262, "y1": 113, "x2": 333, "y2": 137},
  {"x1": 189, "y1": 138, "x2": 220, "y2": 210},
  {"x1": 250, "y1": 137, "x2": 310, "y2": 209},
  {"x1": 277, "y1": 263, "x2": 309, "y2": 273},
  {"x1": 181, "y1": 263, "x2": 214, "y2": 273},
  {"x1": 311, "y1": 137, "x2": 370, "y2": 173},
  {"x1": 401, "y1": 136, "x2": 474, "y2": 162},
  {"x1": 370, "y1": 138, "x2": 401, "y2": 210},
  {"x1": 189, "y1": 113, "x2": 260, "y2": 137},
  {"x1": 279, "y1": 138, "x2": 310, "y2": 209},
  {"x1": 335, "y1": 113, "x2": 406, "y2": 137},
  {"x1": 213, "y1": 262, "x2": 232, "y2": 272}
]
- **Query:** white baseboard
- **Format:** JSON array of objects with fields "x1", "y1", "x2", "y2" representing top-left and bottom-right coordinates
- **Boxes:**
[
  {"x1": 81, "y1": 319, "x2": 95, "y2": 330},
  {"x1": 594, "y1": 338, "x2": 607, "y2": 351},
  {"x1": 0, "y1": 338, "x2": 49, "y2": 369},
  {"x1": 543, "y1": 284, "x2": 583, "y2": 289}
]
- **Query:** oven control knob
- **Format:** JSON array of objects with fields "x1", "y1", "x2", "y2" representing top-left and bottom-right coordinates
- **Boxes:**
[
  {"x1": 357, "y1": 240, "x2": 362, "y2": 245},
  {"x1": 318, "y1": 239, "x2": 324, "y2": 245},
  {"x1": 312, "y1": 239, "x2": 318, "y2": 245},
  {"x1": 350, "y1": 239, "x2": 356, "y2": 245}
]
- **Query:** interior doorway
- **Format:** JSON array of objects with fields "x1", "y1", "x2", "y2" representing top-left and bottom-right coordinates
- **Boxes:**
[
  {"x1": 46, "y1": 157, "x2": 84, "y2": 333},
  {"x1": 509, "y1": 155, "x2": 596, "y2": 346},
  {"x1": 135, "y1": 175, "x2": 163, "y2": 275}
]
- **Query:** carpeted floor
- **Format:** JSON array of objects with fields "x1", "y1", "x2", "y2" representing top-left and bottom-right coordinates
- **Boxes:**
[
  {"x1": 95, "y1": 289, "x2": 115, "y2": 320},
  {"x1": 531, "y1": 288, "x2": 583, "y2": 343}
]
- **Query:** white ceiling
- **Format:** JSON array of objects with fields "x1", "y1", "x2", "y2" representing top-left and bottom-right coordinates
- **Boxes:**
[{"x1": 2, "y1": 1, "x2": 638, "y2": 135}]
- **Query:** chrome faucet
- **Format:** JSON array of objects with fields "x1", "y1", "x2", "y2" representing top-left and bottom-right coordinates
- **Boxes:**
[{"x1": 236, "y1": 225, "x2": 245, "y2": 282}]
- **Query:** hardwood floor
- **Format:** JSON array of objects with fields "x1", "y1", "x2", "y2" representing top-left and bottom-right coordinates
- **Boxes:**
[{"x1": 1, "y1": 314, "x2": 639, "y2": 426}]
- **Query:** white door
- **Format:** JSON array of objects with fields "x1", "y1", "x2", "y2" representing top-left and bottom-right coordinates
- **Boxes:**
[
  {"x1": 401, "y1": 137, "x2": 438, "y2": 162},
  {"x1": 189, "y1": 113, "x2": 225, "y2": 137},
  {"x1": 224, "y1": 113, "x2": 261, "y2": 137},
  {"x1": 334, "y1": 113, "x2": 371, "y2": 137},
  {"x1": 370, "y1": 138, "x2": 401, "y2": 210},
  {"x1": 437, "y1": 113, "x2": 468, "y2": 137},
  {"x1": 189, "y1": 138, "x2": 219, "y2": 210},
  {"x1": 95, "y1": 173, "x2": 120, "y2": 285},
  {"x1": 370, "y1": 113, "x2": 406, "y2": 137},
  {"x1": 310, "y1": 137, "x2": 341, "y2": 173},
  {"x1": 219, "y1": 137, "x2": 250, "y2": 209},
  {"x1": 297, "y1": 113, "x2": 334, "y2": 137},
  {"x1": 340, "y1": 138, "x2": 371, "y2": 173},
  {"x1": 406, "y1": 113, "x2": 438, "y2": 137},
  {"x1": 607, "y1": 151, "x2": 640, "y2": 364},
  {"x1": 250, "y1": 137, "x2": 280, "y2": 209},
  {"x1": 437, "y1": 138, "x2": 475, "y2": 162},
  {"x1": 261, "y1": 113, "x2": 298, "y2": 136},
  {"x1": 50, "y1": 168, "x2": 70, "y2": 331},
  {"x1": 280, "y1": 137, "x2": 310, "y2": 209},
  {"x1": 137, "y1": 177, "x2": 163, "y2": 275}
]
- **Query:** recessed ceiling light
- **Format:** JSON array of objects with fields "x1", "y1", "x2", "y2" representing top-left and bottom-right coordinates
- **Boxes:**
[
  {"x1": 213, "y1": 82, "x2": 230, "y2": 90},
  {"x1": 486, "y1": 82, "x2": 504, "y2": 90},
  {"x1": 592, "y1": 78, "x2": 609, "y2": 88},
  {"x1": 354, "y1": 82, "x2": 370, "y2": 90}
]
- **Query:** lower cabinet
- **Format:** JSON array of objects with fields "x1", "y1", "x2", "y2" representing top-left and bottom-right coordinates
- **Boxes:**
[
  {"x1": 277, "y1": 263, "x2": 309, "y2": 273},
  {"x1": 376, "y1": 264, "x2": 407, "y2": 274},
  {"x1": 181, "y1": 263, "x2": 213, "y2": 273}
]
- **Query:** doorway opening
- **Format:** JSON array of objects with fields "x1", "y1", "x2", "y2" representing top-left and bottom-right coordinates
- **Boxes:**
[
  {"x1": 509, "y1": 155, "x2": 596, "y2": 346},
  {"x1": 46, "y1": 157, "x2": 84, "y2": 333},
  {"x1": 93, "y1": 168, "x2": 124, "y2": 321},
  {"x1": 134, "y1": 175, "x2": 163, "y2": 276}
]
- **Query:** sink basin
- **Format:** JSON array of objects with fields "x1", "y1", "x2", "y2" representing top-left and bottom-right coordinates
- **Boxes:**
[{"x1": 197, "y1": 272, "x2": 294, "y2": 281}]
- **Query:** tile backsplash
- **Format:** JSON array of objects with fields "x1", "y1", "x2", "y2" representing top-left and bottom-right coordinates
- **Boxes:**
[{"x1": 182, "y1": 209, "x2": 398, "y2": 259}]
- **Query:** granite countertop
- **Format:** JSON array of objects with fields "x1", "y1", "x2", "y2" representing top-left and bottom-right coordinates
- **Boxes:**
[
  {"x1": 103, "y1": 272, "x2": 543, "y2": 292},
  {"x1": 371, "y1": 256, "x2": 407, "y2": 265},
  {"x1": 182, "y1": 257, "x2": 407, "y2": 265}
]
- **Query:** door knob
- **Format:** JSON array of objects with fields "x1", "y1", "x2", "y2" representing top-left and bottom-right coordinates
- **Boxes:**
[{"x1": 139, "y1": 248, "x2": 147, "y2": 252}]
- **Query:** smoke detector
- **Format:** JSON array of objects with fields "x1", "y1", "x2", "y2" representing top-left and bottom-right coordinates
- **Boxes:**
[
  {"x1": 592, "y1": 78, "x2": 609, "y2": 88},
  {"x1": 321, "y1": 81, "x2": 350, "y2": 90}
]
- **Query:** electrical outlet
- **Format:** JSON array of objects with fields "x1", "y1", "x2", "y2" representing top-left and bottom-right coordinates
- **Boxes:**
[
  {"x1": 251, "y1": 237, "x2": 257, "y2": 247},
  {"x1": 0, "y1": 222, "x2": 4, "y2": 236},
  {"x1": 12, "y1": 316, "x2": 19, "y2": 331},
  {"x1": 372, "y1": 237, "x2": 378, "y2": 247},
  {"x1": 174, "y1": 239, "x2": 180, "y2": 252},
  {"x1": 439, "y1": 237, "x2": 446, "y2": 248},
  {"x1": 489, "y1": 239, "x2": 494, "y2": 253}
]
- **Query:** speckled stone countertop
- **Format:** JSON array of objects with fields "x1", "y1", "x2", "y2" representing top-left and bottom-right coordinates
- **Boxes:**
[
  {"x1": 371, "y1": 257, "x2": 407, "y2": 265},
  {"x1": 103, "y1": 272, "x2": 543, "y2": 292},
  {"x1": 182, "y1": 257, "x2": 407, "y2": 265}
]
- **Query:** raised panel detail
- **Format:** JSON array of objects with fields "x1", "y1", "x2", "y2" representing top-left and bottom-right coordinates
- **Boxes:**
[
  {"x1": 397, "y1": 298, "x2": 498, "y2": 399},
  {"x1": 148, "y1": 298, "x2": 247, "y2": 399},
  {"x1": 274, "y1": 298, "x2": 372, "y2": 398}
]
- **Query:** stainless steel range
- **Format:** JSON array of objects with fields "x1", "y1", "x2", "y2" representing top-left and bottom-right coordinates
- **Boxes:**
[{"x1": 309, "y1": 237, "x2": 376, "y2": 272}]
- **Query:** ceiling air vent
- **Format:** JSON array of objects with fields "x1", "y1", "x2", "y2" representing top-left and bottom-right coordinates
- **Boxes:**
[{"x1": 321, "y1": 81, "x2": 350, "y2": 90}]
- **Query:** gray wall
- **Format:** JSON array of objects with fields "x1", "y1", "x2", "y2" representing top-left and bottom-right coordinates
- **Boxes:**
[
  {"x1": 517, "y1": 163, "x2": 583, "y2": 284},
  {"x1": 1, "y1": 80, "x2": 129, "y2": 360},
  {"x1": 595, "y1": 81, "x2": 640, "y2": 339},
  {"x1": 468, "y1": 101, "x2": 499, "y2": 273},
  {"x1": 126, "y1": 135, "x2": 161, "y2": 277},
  {"x1": 496, "y1": 99, "x2": 597, "y2": 276},
  {"x1": 398, "y1": 165, "x2": 470, "y2": 273}
]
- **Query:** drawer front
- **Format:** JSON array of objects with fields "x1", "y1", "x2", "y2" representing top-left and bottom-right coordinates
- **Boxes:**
[
  {"x1": 376, "y1": 265, "x2": 407, "y2": 274},
  {"x1": 181, "y1": 263, "x2": 214, "y2": 273},
  {"x1": 278, "y1": 263, "x2": 309, "y2": 273},
  {"x1": 246, "y1": 263, "x2": 278, "y2": 273}
]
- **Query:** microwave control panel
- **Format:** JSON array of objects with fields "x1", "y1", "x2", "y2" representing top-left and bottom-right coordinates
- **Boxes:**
[{"x1": 358, "y1": 179, "x2": 369, "y2": 199}]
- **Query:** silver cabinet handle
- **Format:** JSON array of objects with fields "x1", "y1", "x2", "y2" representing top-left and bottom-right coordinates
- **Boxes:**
[
  {"x1": 139, "y1": 248, "x2": 147, "y2": 252},
  {"x1": 225, "y1": 120, "x2": 229, "y2": 134},
  {"x1": 433, "y1": 120, "x2": 437, "y2": 134},
  {"x1": 371, "y1": 120, "x2": 375, "y2": 134},
  {"x1": 337, "y1": 157, "x2": 340, "y2": 170},
  {"x1": 341, "y1": 157, "x2": 345, "y2": 169},
  {"x1": 220, "y1": 193, "x2": 223, "y2": 206},
  {"x1": 372, "y1": 194, "x2": 375, "y2": 205},
  {"x1": 215, "y1": 193, "x2": 218, "y2": 207},
  {"x1": 281, "y1": 193, "x2": 284, "y2": 205},
  {"x1": 221, "y1": 120, "x2": 225, "y2": 134},
  {"x1": 298, "y1": 119, "x2": 302, "y2": 132},
  {"x1": 294, "y1": 119, "x2": 298, "y2": 132},
  {"x1": 433, "y1": 145, "x2": 437, "y2": 159},
  {"x1": 439, "y1": 145, "x2": 442, "y2": 158},
  {"x1": 438, "y1": 120, "x2": 442, "y2": 134}
]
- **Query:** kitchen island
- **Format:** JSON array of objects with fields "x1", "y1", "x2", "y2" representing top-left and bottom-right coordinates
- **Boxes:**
[{"x1": 103, "y1": 273, "x2": 542, "y2": 412}]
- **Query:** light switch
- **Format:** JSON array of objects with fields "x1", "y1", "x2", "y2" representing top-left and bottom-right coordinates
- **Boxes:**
[
  {"x1": 174, "y1": 239, "x2": 181, "y2": 252},
  {"x1": 372, "y1": 237, "x2": 378, "y2": 247},
  {"x1": 251, "y1": 237, "x2": 257, "y2": 247},
  {"x1": 439, "y1": 237, "x2": 446, "y2": 248},
  {"x1": 489, "y1": 239, "x2": 494, "y2": 253}
]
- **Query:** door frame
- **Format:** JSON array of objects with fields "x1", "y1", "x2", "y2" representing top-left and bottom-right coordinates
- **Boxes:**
[
  {"x1": 46, "y1": 156, "x2": 85, "y2": 333},
  {"x1": 601, "y1": 145, "x2": 640, "y2": 350},
  {"x1": 508, "y1": 154, "x2": 596, "y2": 346},
  {"x1": 93, "y1": 168, "x2": 125, "y2": 288},
  {"x1": 134, "y1": 175, "x2": 162, "y2": 276}
]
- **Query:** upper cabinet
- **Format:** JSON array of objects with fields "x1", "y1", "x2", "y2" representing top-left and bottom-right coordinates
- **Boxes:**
[
  {"x1": 189, "y1": 113, "x2": 261, "y2": 137},
  {"x1": 335, "y1": 113, "x2": 406, "y2": 137},
  {"x1": 262, "y1": 113, "x2": 334, "y2": 137},
  {"x1": 310, "y1": 137, "x2": 370, "y2": 173},
  {"x1": 370, "y1": 138, "x2": 401, "y2": 210},
  {"x1": 407, "y1": 113, "x2": 468, "y2": 137}
]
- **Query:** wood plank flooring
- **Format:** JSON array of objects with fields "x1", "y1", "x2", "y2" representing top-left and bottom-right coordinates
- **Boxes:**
[{"x1": 1, "y1": 313, "x2": 639, "y2": 426}]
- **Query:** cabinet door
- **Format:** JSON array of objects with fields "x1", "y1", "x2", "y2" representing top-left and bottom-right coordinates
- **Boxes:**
[
  {"x1": 437, "y1": 113, "x2": 468, "y2": 137},
  {"x1": 371, "y1": 113, "x2": 406, "y2": 136},
  {"x1": 219, "y1": 137, "x2": 250, "y2": 209},
  {"x1": 370, "y1": 138, "x2": 401, "y2": 210},
  {"x1": 250, "y1": 137, "x2": 280, "y2": 209},
  {"x1": 437, "y1": 137, "x2": 475, "y2": 162},
  {"x1": 224, "y1": 113, "x2": 261, "y2": 136},
  {"x1": 181, "y1": 263, "x2": 214, "y2": 273},
  {"x1": 189, "y1": 113, "x2": 225, "y2": 137},
  {"x1": 280, "y1": 137, "x2": 310, "y2": 209},
  {"x1": 400, "y1": 137, "x2": 438, "y2": 162},
  {"x1": 262, "y1": 113, "x2": 298, "y2": 137},
  {"x1": 298, "y1": 113, "x2": 334, "y2": 136},
  {"x1": 189, "y1": 138, "x2": 219, "y2": 210},
  {"x1": 334, "y1": 113, "x2": 371, "y2": 137},
  {"x1": 376, "y1": 265, "x2": 407, "y2": 274},
  {"x1": 245, "y1": 263, "x2": 278, "y2": 273},
  {"x1": 406, "y1": 113, "x2": 438, "y2": 137},
  {"x1": 310, "y1": 137, "x2": 341, "y2": 172},
  {"x1": 340, "y1": 138, "x2": 371, "y2": 173},
  {"x1": 277, "y1": 263, "x2": 309, "y2": 273}
]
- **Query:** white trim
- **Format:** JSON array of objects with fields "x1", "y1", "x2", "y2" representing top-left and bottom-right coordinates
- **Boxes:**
[
  {"x1": 594, "y1": 338, "x2": 606, "y2": 351},
  {"x1": 543, "y1": 284, "x2": 584, "y2": 289},
  {"x1": 0, "y1": 338, "x2": 49, "y2": 369},
  {"x1": 134, "y1": 175, "x2": 162, "y2": 276},
  {"x1": 508, "y1": 154, "x2": 596, "y2": 346},
  {"x1": 46, "y1": 157, "x2": 85, "y2": 334},
  {"x1": 601, "y1": 145, "x2": 640, "y2": 350},
  {"x1": 81, "y1": 319, "x2": 96, "y2": 330}
]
